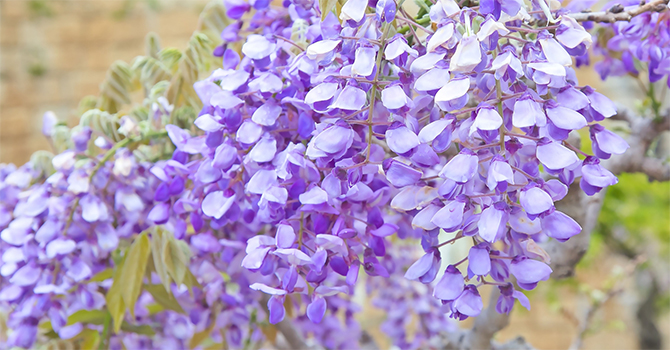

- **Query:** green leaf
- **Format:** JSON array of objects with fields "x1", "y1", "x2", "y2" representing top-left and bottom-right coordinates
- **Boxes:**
[
  {"x1": 120, "y1": 323, "x2": 156, "y2": 336},
  {"x1": 106, "y1": 259, "x2": 126, "y2": 333},
  {"x1": 145, "y1": 32, "x2": 162, "y2": 59},
  {"x1": 146, "y1": 303, "x2": 165, "y2": 315},
  {"x1": 198, "y1": 1, "x2": 231, "y2": 39},
  {"x1": 89, "y1": 268, "x2": 114, "y2": 283},
  {"x1": 161, "y1": 231, "x2": 183, "y2": 285},
  {"x1": 120, "y1": 231, "x2": 151, "y2": 319},
  {"x1": 319, "y1": 0, "x2": 339, "y2": 21},
  {"x1": 143, "y1": 284, "x2": 185, "y2": 314},
  {"x1": 189, "y1": 321, "x2": 215, "y2": 349},
  {"x1": 78, "y1": 328, "x2": 101, "y2": 350},
  {"x1": 167, "y1": 237, "x2": 189, "y2": 285},
  {"x1": 67, "y1": 310, "x2": 108, "y2": 325},
  {"x1": 151, "y1": 228, "x2": 172, "y2": 292}
]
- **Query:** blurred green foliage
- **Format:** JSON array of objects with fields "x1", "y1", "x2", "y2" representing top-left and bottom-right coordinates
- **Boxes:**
[
  {"x1": 27, "y1": 0, "x2": 54, "y2": 18},
  {"x1": 596, "y1": 173, "x2": 670, "y2": 257}
]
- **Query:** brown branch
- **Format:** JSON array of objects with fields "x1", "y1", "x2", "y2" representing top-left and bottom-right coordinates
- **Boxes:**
[
  {"x1": 544, "y1": 108, "x2": 669, "y2": 278},
  {"x1": 545, "y1": 187, "x2": 606, "y2": 278},
  {"x1": 465, "y1": 288, "x2": 510, "y2": 350},
  {"x1": 436, "y1": 286, "x2": 537, "y2": 350},
  {"x1": 607, "y1": 107, "x2": 670, "y2": 181},
  {"x1": 567, "y1": 0, "x2": 669, "y2": 23},
  {"x1": 568, "y1": 287, "x2": 623, "y2": 350},
  {"x1": 434, "y1": 107, "x2": 668, "y2": 350},
  {"x1": 259, "y1": 295, "x2": 313, "y2": 350}
]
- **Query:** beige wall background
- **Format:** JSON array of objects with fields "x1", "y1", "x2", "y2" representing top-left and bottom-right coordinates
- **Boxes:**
[
  {"x1": 0, "y1": 1, "x2": 667, "y2": 349},
  {"x1": 0, "y1": 0, "x2": 210, "y2": 165}
]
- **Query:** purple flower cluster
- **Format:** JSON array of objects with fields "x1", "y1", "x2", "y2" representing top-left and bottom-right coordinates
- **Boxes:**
[
  {"x1": 0, "y1": 136, "x2": 161, "y2": 347},
  {"x1": 0, "y1": 0, "x2": 640, "y2": 348},
  {"x1": 590, "y1": 1, "x2": 670, "y2": 86}
]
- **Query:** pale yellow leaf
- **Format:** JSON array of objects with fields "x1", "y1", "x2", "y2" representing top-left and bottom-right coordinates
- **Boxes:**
[{"x1": 119, "y1": 231, "x2": 151, "y2": 318}]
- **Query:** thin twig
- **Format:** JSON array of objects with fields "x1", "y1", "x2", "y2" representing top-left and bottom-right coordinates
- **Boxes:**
[{"x1": 567, "y1": 0, "x2": 669, "y2": 23}]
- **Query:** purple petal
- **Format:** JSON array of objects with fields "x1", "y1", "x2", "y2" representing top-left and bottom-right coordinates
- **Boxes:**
[
  {"x1": 539, "y1": 38, "x2": 571, "y2": 66},
  {"x1": 449, "y1": 36, "x2": 482, "y2": 72},
  {"x1": 148, "y1": 202, "x2": 170, "y2": 224},
  {"x1": 202, "y1": 191, "x2": 236, "y2": 219},
  {"x1": 509, "y1": 209, "x2": 542, "y2": 235},
  {"x1": 557, "y1": 87, "x2": 590, "y2": 111},
  {"x1": 381, "y1": 85, "x2": 412, "y2": 110},
  {"x1": 510, "y1": 257, "x2": 552, "y2": 285},
  {"x1": 594, "y1": 128, "x2": 629, "y2": 155},
  {"x1": 513, "y1": 96, "x2": 546, "y2": 128},
  {"x1": 306, "y1": 39, "x2": 341, "y2": 60},
  {"x1": 211, "y1": 91, "x2": 244, "y2": 109},
  {"x1": 46, "y1": 239, "x2": 76, "y2": 258},
  {"x1": 246, "y1": 170, "x2": 277, "y2": 194},
  {"x1": 268, "y1": 296, "x2": 286, "y2": 324},
  {"x1": 80, "y1": 194, "x2": 108, "y2": 223},
  {"x1": 67, "y1": 259, "x2": 92, "y2": 282},
  {"x1": 273, "y1": 248, "x2": 312, "y2": 265},
  {"x1": 352, "y1": 47, "x2": 377, "y2": 76},
  {"x1": 582, "y1": 163, "x2": 618, "y2": 188},
  {"x1": 275, "y1": 224, "x2": 296, "y2": 249},
  {"x1": 96, "y1": 224, "x2": 119, "y2": 252},
  {"x1": 468, "y1": 246, "x2": 491, "y2": 276},
  {"x1": 306, "y1": 297, "x2": 327, "y2": 323},
  {"x1": 541, "y1": 210, "x2": 581, "y2": 241},
  {"x1": 385, "y1": 160, "x2": 422, "y2": 187},
  {"x1": 195, "y1": 114, "x2": 224, "y2": 132},
  {"x1": 370, "y1": 223, "x2": 399, "y2": 238},
  {"x1": 236, "y1": 121, "x2": 264, "y2": 144},
  {"x1": 470, "y1": 106, "x2": 502, "y2": 134},
  {"x1": 242, "y1": 247, "x2": 272, "y2": 270},
  {"x1": 536, "y1": 140, "x2": 579, "y2": 170},
  {"x1": 0, "y1": 285, "x2": 23, "y2": 301},
  {"x1": 312, "y1": 124, "x2": 354, "y2": 154},
  {"x1": 519, "y1": 187, "x2": 553, "y2": 215},
  {"x1": 339, "y1": 0, "x2": 367, "y2": 22},
  {"x1": 586, "y1": 90, "x2": 617, "y2": 118},
  {"x1": 252, "y1": 103, "x2": 283, "y2": 126},
  {"x1": 299, "y1": 186, "x2": 329, "y2": 205},
  {"x1": 453, "y1": 285, "x2": 483, "y2": 317},
  {"x1": 427, "y1": 23, "x2": 455, "y2": 52},
  {"x1": 434, "y1": 266, "x2": 464, "y2": 301},
  {"x1": 331, "y1": 86, "x2": 366, "y2": 111},
  {"x1": 213, "y1": 143, "x2": 238, "y2": 170},
  {"x1": 10, "y1": 263, "x2": 40, "y2": 286},
  {"x1": 431, "y1": 200, "x2": 465, "y2": 232},
  {"x1": 390, "y1": 186, "x2": 438, "y2": 211},
  {"x1": 242, "y1": 35, "x2": 276, "y2": 60},
  {"x1": 418, "y1": 118, "x2": 450, "y2": 143},
  {"x1": 404, "y1": 252, "x2": 434, "y2": 280},
  {"x1": 410, "y1": 52, "x2": 445, "y2": 74},
  {"x1": 546, "y1": 105, "x2": 587, "y2": 130},
  {"x1": 248, "y1": 134, "x2": 277, "y2": 163},
  {"x1": 478, "y1": 205, "x2": 506, "y2": 243},
  {"x1": 315, "y1": 235, "x2": 347, "y2": 255},
  {"x1": 412, "y1": 204, "x2": 440, "y2": 230},
  {"x1": 386, "y1": 125, "x2": 420, "y2": 154},
  {"x1": 58, "y1": 323, "x2": 83, "y2": 340},
  {"x1": 251, "y1": 283, "x2": 287, "y2": 295},
  {"x1": 438, "y1": 151, "x2": 478, "y2": 183},
  {"x1": 435, "y1": 77, "x2": 469, "y2": 104}
]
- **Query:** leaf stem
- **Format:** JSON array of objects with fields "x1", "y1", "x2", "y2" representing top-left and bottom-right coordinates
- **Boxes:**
[
  {"x1": 365, "y1": 23, "x2": 392, "y2": 161},
  {"x1": 298, "y1": 212, "x2": 304, "y2": 249}
]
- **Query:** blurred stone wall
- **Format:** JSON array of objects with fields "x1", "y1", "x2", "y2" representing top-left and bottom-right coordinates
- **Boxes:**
[{"x1": 0, "y1": 0, "x2": 210, "y2": 165}]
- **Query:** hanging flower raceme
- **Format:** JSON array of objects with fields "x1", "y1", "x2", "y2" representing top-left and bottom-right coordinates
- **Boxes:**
[{"x1": 0, "y1": 0, "x2": 642, "y2": 348}]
